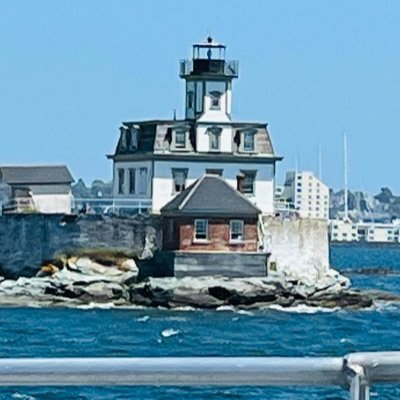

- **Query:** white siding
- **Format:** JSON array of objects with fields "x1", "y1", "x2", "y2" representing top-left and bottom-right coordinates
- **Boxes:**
[
  {"x1": 197, "y1": 81, "x2": 231, "y2": 123},
  {"x1": 152, "y1": 160, "x2": 275, "y2": 214},
  {"x1": 32, "y1": 194, "x2": 72, "y2": 214},
  {"x1": 196, "y1": 125, "x2": 233, "y2": 153}
]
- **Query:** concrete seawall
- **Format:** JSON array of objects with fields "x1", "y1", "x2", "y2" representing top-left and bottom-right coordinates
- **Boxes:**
[
  {"x1": 263, "y1": 216, "x2": 329, "y2": 280},
  {"x1": 0, "y1": 214, "x2": 162, "y2": 278}
]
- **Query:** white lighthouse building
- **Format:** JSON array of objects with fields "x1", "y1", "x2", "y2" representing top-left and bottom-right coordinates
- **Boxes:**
[{"x1": 108, "y1": 38, "x2": 282, "y2": 213}]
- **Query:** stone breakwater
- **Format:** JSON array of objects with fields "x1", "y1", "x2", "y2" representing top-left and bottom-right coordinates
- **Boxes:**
[{"x1": 0, "y1": 254, "x2": 396, "y2": 310}]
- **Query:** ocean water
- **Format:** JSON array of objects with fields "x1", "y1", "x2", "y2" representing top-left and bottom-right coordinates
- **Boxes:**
[{"x1": 0, "y1": 244, "x2": 400, "y2": 399}]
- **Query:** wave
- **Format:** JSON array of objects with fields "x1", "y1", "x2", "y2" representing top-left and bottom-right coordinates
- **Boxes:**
[
  {"x1": 373, "y1": 300, "x2": 400, "y2": 312},
  {"x1": 267, "y1": 304, "x2": 340, "y2": 314},
  {"x1": 161, "y1": 328, "x2": 180, "y2": 338},
  {"x1": 75, "y1": 302, "x2": 145, "y2": 310},
  {"x1": 12, "y1": 394, "x2": 36, "y2": 400}
]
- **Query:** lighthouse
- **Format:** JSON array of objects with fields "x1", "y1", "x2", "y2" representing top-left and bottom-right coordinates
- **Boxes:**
[
  {"x1": 108, "y1": 38, "x2": 281, "y2": 214},
  {"x1": 180, "y1": 37, "x2": 238, "y2": 123}
]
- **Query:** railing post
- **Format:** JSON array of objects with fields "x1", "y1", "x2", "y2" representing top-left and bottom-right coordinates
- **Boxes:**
[{"x1": 344, "y1": 363, "x2": 370, "y2": 400}]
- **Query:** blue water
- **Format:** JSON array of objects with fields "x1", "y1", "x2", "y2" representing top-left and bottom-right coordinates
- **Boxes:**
[{"x1": 1, "y1": 244, "x2": 400, "y2": 399}]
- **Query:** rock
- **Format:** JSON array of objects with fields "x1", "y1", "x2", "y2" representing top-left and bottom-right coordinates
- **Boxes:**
[
  {"x1": 309, "y1": 291, "x2": 373, "y2": 309},
  {"x1": 38, "y1": 264, "x2": 60, "y2": 277},
  {"x1": 119, "y1": 259, "x2": 138, "y2": 272},
  {"x1": 129, "y1": 284, "x2": 171, "y2": 308},
  {"x1": 170, "y1": 289, "x2": 223, "y2": 309},
  {"x1": 363, "y1": 290, "x2": 400, "y2": 302},
  {"x1": 139, "y1": 226, "x2": 159, "y2": 260},
  {"x1": 80, "y1": 282, "x2": 127, "y2": 302}
]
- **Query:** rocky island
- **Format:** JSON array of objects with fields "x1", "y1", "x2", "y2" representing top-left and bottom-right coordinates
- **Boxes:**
[{"x1": 0, "y1": 251, "x2": 396, "y2": 311}]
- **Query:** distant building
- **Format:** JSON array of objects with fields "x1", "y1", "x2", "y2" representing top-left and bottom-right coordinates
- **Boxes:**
[
  {"x1": 0, "y1": 166, "x2": 74, "y2": 214},
  {"x1": 108, "y1": 38, "x2": 282, "y2": 214},
  {"x1": 278, "y1": 171, "x2": 329, "y2": 219},
  {"x1": 329, "y1": 220, "x2": 400, "y2": 243},
  {"x1": 329, "y1": 220, "x2": 358, "y2": 242}
]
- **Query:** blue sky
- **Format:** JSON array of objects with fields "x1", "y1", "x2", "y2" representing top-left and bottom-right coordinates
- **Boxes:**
[{"x1": 1, "y1": 1, "x2": 399, "y2": 193}]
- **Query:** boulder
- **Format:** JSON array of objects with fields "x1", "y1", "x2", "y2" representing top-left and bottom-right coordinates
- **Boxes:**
[
  {"x1": 170, "y1": 288, "x2": 223, "y2": 309},
  {"x1": 80, "y1": 282, "x2": 127, "y2": 302}
]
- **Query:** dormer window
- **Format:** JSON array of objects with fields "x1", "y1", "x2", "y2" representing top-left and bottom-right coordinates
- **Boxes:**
[
  {"x1": 129, "y1": 128, "x2": 138, "y2": 151},
  {"x1": 208, "y1": 127, "x2": 222, "y2": 151},
  {"x1": 210, "y1": 91, "x2": 222, "y2": 110},
  {"x1": 243, "y1": 131, "x2": 255, "y2": 152},
  {"x1": 175, "y1": 129, "x2": 186, "y2": 148}
]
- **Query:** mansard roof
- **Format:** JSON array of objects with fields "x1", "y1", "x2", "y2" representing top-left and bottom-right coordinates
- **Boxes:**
[
  {"x1": 108, "y1": 119, "x2": 278, "y2": 160},
  {"x1": 0, "y1": 166, "x2": 74, "y2": 185},
  {"x1": 160, "y1": 174, "x2": 261, "y2": 217}
]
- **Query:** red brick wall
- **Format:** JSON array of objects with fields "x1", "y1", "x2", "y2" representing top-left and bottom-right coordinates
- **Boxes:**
[{"x1": 165, "y1": 217, "x2": 258, "y2": 252}]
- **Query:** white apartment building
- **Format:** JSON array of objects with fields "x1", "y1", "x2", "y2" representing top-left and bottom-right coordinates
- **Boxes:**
[
  {"x1": 108, "y1": 38, "x2": 282, "y2": 214},
  {"x1": 330, "y1": 220, "x2": 400, "y2": 243},
  {"x1": 329, "y1": 220, "x2": 359, "y2": 242},
  {"x1": 280, "y1": 171, "x2": 330, "y2": 219}
]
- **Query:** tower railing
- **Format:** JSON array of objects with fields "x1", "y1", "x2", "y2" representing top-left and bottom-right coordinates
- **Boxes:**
[
  {"x1": 179, "y1": 59, "x2": 239, "y2": 78},
  {"x1": 0, "y1": 352, "x2": 398, "y2": 399}
]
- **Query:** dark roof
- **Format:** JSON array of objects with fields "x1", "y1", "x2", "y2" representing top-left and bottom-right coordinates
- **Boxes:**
[
  {"x1": 0, "y1": 166, "x2": 74, "y2": 185},
  {"x1": 109, "y1": 119, "x2": 277, "y2": 159},
  {"x1": 161, "y1": 175, "x2": 261, "y2": 217}
]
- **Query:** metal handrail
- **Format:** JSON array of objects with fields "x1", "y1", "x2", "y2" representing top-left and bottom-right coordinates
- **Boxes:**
[
  {"x1": 71, "y1": 197, "x2": 152, "y2": 214},
  {"x1": 0, "y1": 352, "x2": 398, "y2": 399}
]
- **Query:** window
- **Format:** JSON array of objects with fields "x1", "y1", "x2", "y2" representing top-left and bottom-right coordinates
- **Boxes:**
[
  {"x1": 118, "y1": 169, "x2": 125, "y2": 194},
  {"x1": 137, "y1": 168, "x2": 147, "y2": 195},
  {"x1": 241, "y1": 170, "x2": 257, "y2": 195},
  {"x1": 208, "y1": 128, "x2": 221, "y2": 151},
  {"x1": 175, "y1": 130, "x2": 186, "y2": 148},
  {"x1": 129, "y1": 168, "x2": 136, "y2": 194},
  {"x1": 206, "y1": 169, "x2": 223, "y2": 176},
  {"x1": 194, "y1": 219, "x2": 208, "y2": 241},
  {"x1": 172, "y1": 168, "x2": 188, "y2": 193},
  {"x1": 210, "y1": 132, "x2": 220, "y2": 150},
  {"x1": 125, "y1": 128, "x2": 138, "y2": 152},
  {"x1": 243, "y1": 132, "x2": 255, "y2": 152},
  {"x1": 129, "y1": 129, "x2": 139, "y2": 151},
  {"x1": 230, "y1": 220, "x2": 244, "y2": 242},
  {"x1": 187, "y1": 91, "x2": 194, "y2": 109},
  {"x1": 210, "y1": 91, "x2": 222, "y2": 109}
]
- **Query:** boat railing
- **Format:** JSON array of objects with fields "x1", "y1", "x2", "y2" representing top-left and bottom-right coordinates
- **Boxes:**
[{"x1": 0, "y1": 352, "x2": 399, "y2": 399}]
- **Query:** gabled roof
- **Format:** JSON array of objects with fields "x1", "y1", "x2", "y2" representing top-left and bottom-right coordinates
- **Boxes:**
[
  {"x1": 0, "y1": 166, "x2": 74, "y2": 185},
  {"x1": 161, "y1": 174, "x2": 261, "y2": 217}
]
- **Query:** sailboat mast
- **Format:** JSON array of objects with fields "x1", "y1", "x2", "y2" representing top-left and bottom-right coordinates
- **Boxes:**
[
  {"x1": 318, "y1": 143, "x2": 322, "y2": 180},
  {"x1": 344, "y1": 132, "x2": 349, "y2": 220}
]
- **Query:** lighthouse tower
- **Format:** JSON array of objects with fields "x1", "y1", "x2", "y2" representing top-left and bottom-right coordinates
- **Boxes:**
[{"x1": 179, "y1": 37, "x2": 239, "y2": 123}]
